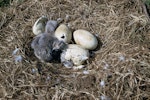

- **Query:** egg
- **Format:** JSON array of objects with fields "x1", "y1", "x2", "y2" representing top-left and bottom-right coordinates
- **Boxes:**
[
  {"x1": 55, "y1": 24, "x2": 72, "y2": 43},
  {"x1": 32, "y1": 16, "x2": 48, "y2": 35},
  {"x1": 73, "y1": 29, "x2": 98, "y2": 50},
  {"x1": 61, "y1": 44, "x2": 89, "y2": 67}
]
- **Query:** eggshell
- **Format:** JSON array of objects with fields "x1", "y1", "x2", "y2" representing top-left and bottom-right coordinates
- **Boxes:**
[
  {"x1": 32, "y1": 16, "x2": 48, "y2": 35},
  {"x1": 73, "y1": 29, "x2": 98, "y2": 50},
  {"x1": 61, "y1": 44, "x2": 89, "y2": 66},
  {"x1": 55, "y1": 24, "x2": 72, "y2": 43}
]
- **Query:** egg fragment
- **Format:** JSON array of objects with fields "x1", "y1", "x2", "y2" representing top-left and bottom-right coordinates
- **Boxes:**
[
  {"x1": 55, "y1": 24, "x2": 72, "y2": 43},
  {"x1": 32, "y1": 16, "x2": 48, "y2": 35},
  {"x1": 73, "y1": 29, "x2": 98, "y2": 50},
  {"x1": 61, "y1": 44, "x2": 89, "y2": 67}
]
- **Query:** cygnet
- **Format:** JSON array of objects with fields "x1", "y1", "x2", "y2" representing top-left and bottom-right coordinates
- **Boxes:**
[
  {"x1": 31, "y1": 18, "x2": 66, "y2": 62},
  {"x1": 31, "y1": 33, "x2": 66, "y2": 62}
]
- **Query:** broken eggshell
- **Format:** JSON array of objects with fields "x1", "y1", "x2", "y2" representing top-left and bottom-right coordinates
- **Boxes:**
[
  {"x1": 55, "y1": 24, "x2": 72, "y2": 43},
  {"x1": 73, "y1": 29, "x2": 98, "y2": 50},
  {"x1": 61, "y1": 44, "x2": 89, "y2": 68},
  {"x1": 32, "y1": 16, "x2": 48, "y2": 35}
]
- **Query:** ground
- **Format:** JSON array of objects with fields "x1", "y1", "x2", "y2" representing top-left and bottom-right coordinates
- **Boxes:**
[{"x1": 0, "y1": 0, "x2": 150, "y2": 100}]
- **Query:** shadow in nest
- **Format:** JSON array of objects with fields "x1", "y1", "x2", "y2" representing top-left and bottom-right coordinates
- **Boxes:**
[
  {"x1": 0, "y1": 0, "x2": 10, "y2": 7},
  {"x1": 89, "y1": 36, "x2": 103, "y2": 58},
  {"x1": 69, "y1": 93, "x2": 95, "y2": 100},
  {"x1": 144, "y1": 0, "x2": 150, "y2": 16},
  {"x1": 23, "y1": 37, "x2": 37, "y2": 61}
]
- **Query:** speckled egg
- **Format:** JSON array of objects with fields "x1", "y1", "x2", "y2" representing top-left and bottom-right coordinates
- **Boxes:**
[
  {"x1": 32, "y1": 16, "x2": 48, "y2": 35},
  {"x1": 55, "y1": 24, "x2": 72, "y2": 43},
  {"x1": 73, "y1": 29, "x2": 98, "y2": 50},
  {"x1": 61, "y1": 44, "x2": 89, "y2": 67}
]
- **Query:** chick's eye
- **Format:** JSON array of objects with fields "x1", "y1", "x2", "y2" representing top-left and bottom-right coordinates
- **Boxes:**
[
  {"x1": 61, "y1": 35, "x2": 65, "y2": 39},
  {"x1": 52, "y1": 49, "x2": 59, "y2": 53}
]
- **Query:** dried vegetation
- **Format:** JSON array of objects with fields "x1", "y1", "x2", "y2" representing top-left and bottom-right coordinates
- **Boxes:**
[{"x1": 0, "y1": 0, "x2": 150, "y2": 100}]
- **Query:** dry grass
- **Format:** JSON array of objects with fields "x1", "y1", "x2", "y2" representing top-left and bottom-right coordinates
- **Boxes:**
[{"x1": 0, "y1": 0, "x2": 150, "y2": 100}]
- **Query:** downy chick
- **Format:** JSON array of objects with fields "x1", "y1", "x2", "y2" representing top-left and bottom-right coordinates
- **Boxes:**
[
  {"x1": 31, "y1": 33, "x2": 66, "y2": 62},
  {"x1": 31, "y1": 18, "x2": 66, "y2": 62}
]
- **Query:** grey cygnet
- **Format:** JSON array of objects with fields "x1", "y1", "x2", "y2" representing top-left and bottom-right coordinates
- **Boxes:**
[
  {"x1": 45, "y1": 18, "x2": 63, "y2": 33},
  {"x1": 31, "y1": 33, "x2": 66, "y2": 62},
  {"x1": 31, "y1": 19, "x2": 66, "y2": 62},
  {"x1": 45, "y1": 20, "x2": 58, "y2": 33}
]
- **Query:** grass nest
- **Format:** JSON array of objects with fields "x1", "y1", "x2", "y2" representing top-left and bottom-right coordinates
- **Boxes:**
[{"x1": 0, "y1": 0, "x2": 150, "y2": 99}]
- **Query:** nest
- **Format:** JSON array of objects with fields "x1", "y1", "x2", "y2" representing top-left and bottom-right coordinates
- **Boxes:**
[{"x1": 0, "y1": 0, "x2": 150, "y2": 99}]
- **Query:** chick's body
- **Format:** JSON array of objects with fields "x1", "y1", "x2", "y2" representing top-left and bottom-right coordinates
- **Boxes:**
[
  {"x1": 32, "y1": 17, "x2": 66, "y2": 62},
  {"x1": 31, "y1": 33, "x2": 66, "y2": 62},
  {"x1": 45, "y1": 20, "x2": 58, "y2": 33}
]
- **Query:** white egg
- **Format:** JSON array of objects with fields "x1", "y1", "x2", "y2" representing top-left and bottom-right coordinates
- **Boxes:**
[
  {"x1": 73, "y1": 29, "x2": 98, "y2": 50},
  {"x1": 55, "y1": 24, "x2": 72, "y2": 43},
  {"x1": 32, "y1": 16, "x2": 48, "y2": 35},
  {"x1": 61, "y1": 44, "x2": 89, "y2": 67}
]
